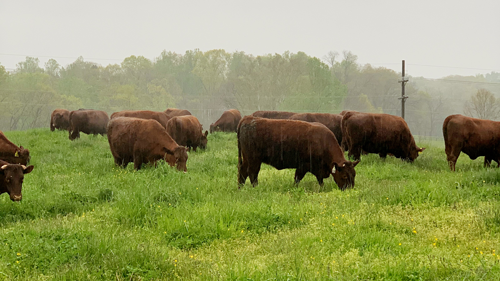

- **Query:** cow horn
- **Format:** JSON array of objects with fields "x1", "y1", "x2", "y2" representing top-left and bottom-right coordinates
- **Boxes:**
[
  {"x1": 342, "y1": 163, "x2": 345, "y2": 167},
  {"x1": 1, "y1": 165, "x2": 7, "y2": 170},
  {"x1": 332, "y1": 166, "x2": 336, "y2": 174},
  {"x1": 21, "y1": 165, "x2": 27, "y2": 169}
]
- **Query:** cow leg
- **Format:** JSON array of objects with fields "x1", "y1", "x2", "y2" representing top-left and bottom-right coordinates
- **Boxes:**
[
  {"x1": 248, "y1": 163, "x2": 261, "y2": 187},
  {"x1": 348, "y1": 145, "x2": 362, "y2": 161},
  {"x1": 133, "y1": 151, "x2": 144, "y2": 170},
  {"x1": 446, "y1": 152, "x2": 460, "y2": 172},
  {"x1": 294, "y1": 168, "x2": 307, "y2": 185},
  {"x1": 315, "y1": 174, "x2": 324, "y2": 187},
  {"x1": 238, "y1": 157, "x2": 249, "y2": 188},
  {"x1": 484, "y1": 157, "x2": 492, "y2": 168}
]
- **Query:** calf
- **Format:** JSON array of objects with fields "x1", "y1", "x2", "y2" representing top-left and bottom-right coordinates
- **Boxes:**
[
  {"x1": 50, "y1": 109, "x2": 70, "y2": 131},
  {"x1": 210, "y1": 109, "x2": 241, "y2": 133},
  {"x1": 167, "y1": 115, "x2": 208, "y2": 151},
  {"x1": 69, "y1": 109, "x2": 109, "y2": 140}
]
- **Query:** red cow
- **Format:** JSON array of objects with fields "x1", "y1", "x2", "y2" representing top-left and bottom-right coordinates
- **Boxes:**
[{"x1": 238, "y1": 116, "x2": 359, "y2": 190}]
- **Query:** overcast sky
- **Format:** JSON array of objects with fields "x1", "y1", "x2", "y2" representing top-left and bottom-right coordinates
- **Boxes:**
[{"x1": 1, "y1": 0, "x2": 499, "y2": 79}]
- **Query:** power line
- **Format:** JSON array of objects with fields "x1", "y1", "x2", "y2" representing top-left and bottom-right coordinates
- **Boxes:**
[{"x1": 0, "y1": 53, "x2": 123, "y2": 62}]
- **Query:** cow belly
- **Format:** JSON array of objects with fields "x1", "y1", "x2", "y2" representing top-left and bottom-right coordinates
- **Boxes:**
[{"x1": 462, "y1": 146, "x2": 496, "y2": 160}]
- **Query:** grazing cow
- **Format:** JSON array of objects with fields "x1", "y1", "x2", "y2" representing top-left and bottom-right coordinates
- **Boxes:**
[
  {"x1": 0, "y1": 131, "x2": 30, "y2": 165},
  {"x1": 251, "y1": 110, "x2": 297, "y2": 119},
  {"x1": 237, "y1": 116, "x2": 359, "y2": 190},
  {"x1": 50, "y1": 109, "x2": 70, "y2": 131},
  {"x1": 342, "y1": 112, "x2": 424, "y2": 161},
  {"x1": 288, "y1": 113, "x2": 343, "y2": 147},
  {"x1": 210, "y1": 109, "x2": 242, "y2": 133},
  {"x1": 443, "y1": 114, "x2": 500, "y2": 171},
  {"x1": 0, "y1": 160, "x2": 34, "y2": 202},
  {"x1": 69, "y1": 110, "x2": 109, "y2": 140},
  {"x1": 111, "y1": 110, "x2": 171, "y2": 129},
  {"x1": 164, "y1": 108, "x2": 192, "y2": 118},
  {"x1": 107, "y1": 117, "x2": 188, "y2": 171},
  {"x1": 166, "y1": 115, "x2": 208, "y2": 151}
]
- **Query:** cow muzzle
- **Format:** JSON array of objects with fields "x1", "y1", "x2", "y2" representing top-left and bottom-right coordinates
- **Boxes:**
[{"x1": 10, "y1": 195, "x2": 22, "y2": 202}]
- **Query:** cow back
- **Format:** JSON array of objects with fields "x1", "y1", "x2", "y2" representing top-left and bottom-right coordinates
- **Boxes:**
[
  {"x1": 0, "y1": 131, "x2": 30, "y2": 165},
  {"x1": 288, "y1": 113, "x2": 343, "y2": 145},
  {"x1": 164, "y1": 108, "x2": 192, "y2": 118},
  {"x1": 111, "y1": 110, "x2": 170, "y2": 129},
  {"x1": 251, "y1": 110, "x2": 297, "y2": 119}
]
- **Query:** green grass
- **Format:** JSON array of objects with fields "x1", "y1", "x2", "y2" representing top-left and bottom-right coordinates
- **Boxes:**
[{"x1": 1, "y1": 129, "x2": 500, "y2": 280}]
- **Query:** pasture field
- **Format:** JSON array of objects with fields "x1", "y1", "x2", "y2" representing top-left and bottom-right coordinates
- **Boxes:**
[{"x1": 1, "y1": 129, "x2": 500, "y2": 280}]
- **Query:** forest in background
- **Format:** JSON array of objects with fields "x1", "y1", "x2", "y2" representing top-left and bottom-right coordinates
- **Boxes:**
[{"x1": 0, "y1": 49, "x2": 499, "y2": 137}]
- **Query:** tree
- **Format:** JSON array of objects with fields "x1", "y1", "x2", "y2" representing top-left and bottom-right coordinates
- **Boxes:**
[
  {"x1": 464, "y1": 88, "x2": 500, "y2": 120},
  {"x1": 16, "y1": 57, "x2": 43, "y2": 74},
  {"x1": 45, "y1": 59, "x2": 61, "y2": 77}
]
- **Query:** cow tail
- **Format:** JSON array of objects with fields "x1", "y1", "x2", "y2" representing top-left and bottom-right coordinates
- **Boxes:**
[
  {"x1": 442, "y1": 115, "x2": 451, "y2": 148},
  {"x1": 442, "y1": 115, "x2": 452, "y2": 154},
  {"x1": 68, "y1": 111, "x2": 75, "y2": 133},
  {"x1": 237, "y1": 124, "x2": 242, "y2": 169}
]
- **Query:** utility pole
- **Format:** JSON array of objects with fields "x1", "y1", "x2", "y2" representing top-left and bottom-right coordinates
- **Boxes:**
[{"x1": 398, "y1": 60, "x2": 409, "y2": 119}]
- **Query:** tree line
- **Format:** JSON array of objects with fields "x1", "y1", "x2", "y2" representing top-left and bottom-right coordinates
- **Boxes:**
[{"x1": 0, "y1": 49, "x2": 498, "y2": 136}]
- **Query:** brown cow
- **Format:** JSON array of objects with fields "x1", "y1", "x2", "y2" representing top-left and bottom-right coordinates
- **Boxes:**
[
  {"x1": 0, "y1": 160, "x2": 34, "y2": 202},
  {"x1": 107, "y1": 117, "x2": 188, "y2": 171},
  {"x1": 0, "y1": 131, "x2": 30, "y2": 165},
  {"x1": 166, "y1": 115, "x2": 208, "y2": 151},
  {"x1": 342, "y1": 112, "x2": 424, "y2": 161},
  {"x1": 164, "y1": 108, "x2": 192, "y2": 118},
  {"x1": 237, "y1": 116, "x2": 359, "y2": 190},
  {"x1": 210, "y1": 109, "x2": 242, "y2": 133},
  {"x1": 251, "y1": 110, "x2": 297, "y2": 119},
  {"x1": 111, "y1": 110, "x2": 170, "y2": 129},
  {"x1": 50, "y1": 109, "x2": 70, "y2": 131},
  {"x1": 443, "y1": 114, "x2": 500, "y2": 171},
  {"x1": 69, "y1": 110, "x2": 109, "y2": 140},
  {"x1": 288, "y1": 113, "x2": 343, "y2": 147}
]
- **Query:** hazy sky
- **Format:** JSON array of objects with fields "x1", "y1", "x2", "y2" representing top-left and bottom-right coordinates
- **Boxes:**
[{"x1": 1, "y1": 0, "x2": 499, "y2": 78}]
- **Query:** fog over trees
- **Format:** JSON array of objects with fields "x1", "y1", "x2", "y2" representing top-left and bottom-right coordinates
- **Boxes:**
[{"x1": 0, "y1": 49, "x2": 499, "y2": 137}]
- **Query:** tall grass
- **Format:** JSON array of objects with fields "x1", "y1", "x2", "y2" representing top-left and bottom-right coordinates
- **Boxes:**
[{"x1": 1, "y1": 129, "x2": 500, "y2": 280}]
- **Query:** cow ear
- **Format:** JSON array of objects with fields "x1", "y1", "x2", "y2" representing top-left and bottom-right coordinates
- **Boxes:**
[
  {"x1": 23, "y1": 165, "x2": 34, "y2": 174},
  {"x1": 352, "y1": 160, "x2": 360, "y2": 167},
  {"x1": 204, "y1": 130, "x2": 208, "y2": 137},
  {"x1": 418, "y1": 147, "x2": 426, "y2": 154}
]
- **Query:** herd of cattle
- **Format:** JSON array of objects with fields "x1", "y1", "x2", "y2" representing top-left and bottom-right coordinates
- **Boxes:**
[{"x1": 1, "y1": 107, "x2": 500, "y2": 202}]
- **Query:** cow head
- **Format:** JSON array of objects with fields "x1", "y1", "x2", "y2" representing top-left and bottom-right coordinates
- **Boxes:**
[
  {"x1": 18, "y1": 146, "x2": 31, "y2": 165},
  {"x1": 169, "y1": 146, "x2": 188, "y2": 172},
  {"x1": 210, "y1": 124, "x2": 221, "y2": 134},
  {"x1": 331, "y1": 160, "x2": 359, "y2": 191},
  {"x1": 408, "y1": 146, "x2": 426, "y2": 162},
  {"x1": 200, "y1": 131, "x2": 208, "y2": 149},
  {"x1": 0, "y1": 163, "x2": 34, "y2": 201}
]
